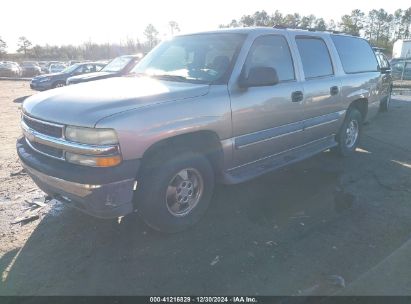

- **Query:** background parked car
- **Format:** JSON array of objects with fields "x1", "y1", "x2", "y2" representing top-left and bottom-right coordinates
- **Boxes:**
[
  {"x1": 392, "y1": 39, "x2": 411, "y2": 59},
  {"x1": 0, "y1": 62, "x2": 22, "y2": 77},
  {"x1": 30, "y1": 62, "x2": 106, "y2": 91},
  {"x1": 42, "y1": 61, "x2": 61, "y2": 73},
  {"x1": 48, "y1": 63, "x2": 67, "y2": 74},
  {"x1": 391, "y1": 58, "x2": 411, "y2": 89},
  {"x1": 67, "y1": 60, "x2": 81, "y2": 66},
  {"x1": 38, "y1": 61, "x2": 49, "y2": 74},
  {"x1": 66, "y1": 54, "x2": 141, "y2": 85},
  {"x1": 21, "y1": 61, "x2": 42, "y2": 77}
]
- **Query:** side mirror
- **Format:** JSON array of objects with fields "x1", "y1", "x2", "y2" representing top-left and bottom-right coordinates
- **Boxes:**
[
  {"x1": 239, "y1": 67, "x2": 279, "y2": 88},
  {"x1": 380, "y1": 67, "x2": 391, "y2": 74}
]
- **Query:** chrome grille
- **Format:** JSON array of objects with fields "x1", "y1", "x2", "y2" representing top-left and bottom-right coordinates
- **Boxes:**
[
  {"x1": 22, "y1": 114, "x2": 65, "y2": 159},
  {"x1": 29, "y1": 141, "x2": 64, "y2": 159},
  {"x1": 23, "y1": 115, "x2": 63, "y2": 138},
  {"x1": 21, "y1": 115, "x2": 120, "y2": 162}
]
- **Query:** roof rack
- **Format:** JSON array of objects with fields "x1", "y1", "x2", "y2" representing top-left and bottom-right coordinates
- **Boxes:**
[{"x1": 272, "y1": 25, "x2": 349, "y2": 35}]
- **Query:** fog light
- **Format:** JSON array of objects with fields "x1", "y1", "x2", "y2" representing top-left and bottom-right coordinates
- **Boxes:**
[{"x1": 66, "y1": 152, "x2": 122, "y2": 167}]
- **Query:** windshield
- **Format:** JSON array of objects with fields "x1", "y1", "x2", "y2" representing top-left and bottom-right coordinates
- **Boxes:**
[
  {"x1": 62, "y1": 64, "x2": 80, "y2": 74},
  {"x1": 0, "y1": 63, "x2": 13, "y2": 68},
  {"x1": 22, "y1": 62, "x2": 38, "y2": 67},
  {"x1": 131, "y1": 33, "x2": 246, "y2": 84},
  {"x1": 102, "y1": 57, "x2": 132, "y2": 72}
]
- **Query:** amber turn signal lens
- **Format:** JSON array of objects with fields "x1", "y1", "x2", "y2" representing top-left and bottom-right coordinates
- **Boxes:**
[
  {"x1": 65, "y1": 152, "x2": 122, "y2": 167},
  {"x1": 95, "y1": 155, "x2": 122, "y2": 167}
]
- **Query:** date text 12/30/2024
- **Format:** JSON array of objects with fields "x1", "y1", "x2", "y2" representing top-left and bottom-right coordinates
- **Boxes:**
[{"x1": 149, "y1": 297, "x2": 258, "y2": 303}]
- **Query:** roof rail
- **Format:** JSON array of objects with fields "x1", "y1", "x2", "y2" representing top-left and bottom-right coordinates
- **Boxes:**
[
  {"x1": 273, "y1": 25, "x2": 318, "y2": 31},
  {"x1": 272, "y1": 25, "x2": 350, "y2": 35}
]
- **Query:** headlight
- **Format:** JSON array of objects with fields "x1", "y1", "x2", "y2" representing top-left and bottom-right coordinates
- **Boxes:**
[
  {"x1": 65, "y1": 126, "x2": 118, "y2": 145},
  {"x1": 65, "y1": 152, "x2": 122, "y2": 167},
  {"x1": 39, "y1": 77, "x2": 50, "y2": 82}
]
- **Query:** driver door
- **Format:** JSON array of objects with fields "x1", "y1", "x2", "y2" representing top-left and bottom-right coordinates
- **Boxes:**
[{"x1": 229, "y1": 34, "x2": 305, "y2": 167}]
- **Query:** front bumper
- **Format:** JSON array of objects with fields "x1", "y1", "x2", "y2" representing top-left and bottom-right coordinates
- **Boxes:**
[
  {"x1": 30, "y1": 81, "x2": 51, "y2": 91},
  {"x1": 17, "y1": 137, "x2": 140, "y2": 218}
]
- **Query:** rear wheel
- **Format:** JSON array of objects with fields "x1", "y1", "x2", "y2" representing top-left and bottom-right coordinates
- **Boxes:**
[
  {"x1": 53, "y1": 82, "x2": 65, "y2": 89},
  {"x1": 137, "y1": 151, "x2": 215, "y2": 233},
  {"x1": 334, "y1": 108, "x2": 363, "y2": 156},
  {"x1": 380, "y1": 87, "x2": 392, "y2": 112}
]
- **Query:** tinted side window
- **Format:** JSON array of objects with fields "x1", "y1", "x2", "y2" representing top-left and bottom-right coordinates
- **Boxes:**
[
  {"x1": 244, "y1": 35, "x2": 295, "y2": 82},
  {"x1": 296, "y1": 37, "x2": 333, "y2": 79},
  {"x1": 392, "y1": 62, "x2": 404, "y2": 73},
  {"x1": 376, "y1": 53, "x2": 389, "y2": 69},
  {"x1": 405, "y1": 63, "x2": 411, "y2": 80},
  {"x1": 375, "y1": 53, "x2": 383, "y2": 68},
  {"x1": 381, "y1": 54, "x2": 390, "y2": 69},
  {"x1": 332, "y1": 35, "x2": 379, "y2": 73}
]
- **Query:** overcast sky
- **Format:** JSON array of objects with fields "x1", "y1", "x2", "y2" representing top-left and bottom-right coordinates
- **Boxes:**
[{"x1": 1, "y1": 0, "x2": 408, "y2": 51}]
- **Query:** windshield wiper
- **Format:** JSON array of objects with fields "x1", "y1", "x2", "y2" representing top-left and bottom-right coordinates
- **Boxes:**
[
  {"x1": 150, "y1": 74, "x2": 189, "y2": 82},
  {"x1": 129, "y1": 73, "x2": 209, "y2": 84}
]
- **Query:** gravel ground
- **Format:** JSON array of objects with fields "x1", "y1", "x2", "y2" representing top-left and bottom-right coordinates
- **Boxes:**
[
  {"x1": 0, "y1": 81, "x2": 64, "y2": 260},
  {"x1": 0, "y1": 80, "x2": 411, "y2": 296}
]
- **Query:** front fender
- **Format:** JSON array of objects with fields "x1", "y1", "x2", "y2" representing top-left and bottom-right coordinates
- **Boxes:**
[{"x1": 95, "y1": 85, "x2": 232, "y2": 161}]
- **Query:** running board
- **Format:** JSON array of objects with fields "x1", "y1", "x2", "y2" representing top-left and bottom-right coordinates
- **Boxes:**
[{"x1": 222, "y1": 135, "x2": 337, "y2": 184}]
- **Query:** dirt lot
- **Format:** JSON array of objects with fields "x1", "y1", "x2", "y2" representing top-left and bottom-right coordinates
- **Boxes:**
[{"x1": 1, "y1": 80, "x2": 411, "y2": 296}]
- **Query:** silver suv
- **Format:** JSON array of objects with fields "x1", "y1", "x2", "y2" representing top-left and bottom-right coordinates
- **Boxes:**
[{"x1": 18, "y1": 28, "x2": 392, "y2": 232}]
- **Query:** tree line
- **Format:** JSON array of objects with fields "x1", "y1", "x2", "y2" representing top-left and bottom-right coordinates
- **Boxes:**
[
  {"x1": 1, "y1": 8, "x2": 410, "y2": 61},
  {"x1": 0, "y1": 22, "x2": 173, "y2": 61},
  {"x1": 220, "y1": 7, "x2": 411, "y2": 51}
]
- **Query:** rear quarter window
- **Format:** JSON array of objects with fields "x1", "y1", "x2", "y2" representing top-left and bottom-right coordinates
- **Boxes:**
[{"x1": 332, "y1": 35, "x2": 378, "y2": 74}]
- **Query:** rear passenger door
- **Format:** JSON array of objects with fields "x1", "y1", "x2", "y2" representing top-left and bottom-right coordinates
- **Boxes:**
[{"x1": 293, "y1": 35, "x2": 343, "y2": 144}]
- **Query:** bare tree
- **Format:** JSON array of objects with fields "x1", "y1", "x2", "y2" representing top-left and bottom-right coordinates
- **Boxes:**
[
  {"x1": 0, "y1": 37, "x2": 7, "y2": 56},
  {"x1": 300, "y1": 15, "x2": 316, "y2": 29},
  {"x1": 314, "y1": 18, "x2": 327, "y2": 31},
  {"x1": 144, "y1": 24, "x2": 159, "y2": 49},
  {"x1": 403, "y1": 8, "x2": 411, "y2": 38},
  {"x1": 339, "y1": 9, "x2": 365, "y2": 36},
  {"x1": 168, "y1": 21, "x2": 180, "y2": 36},
  {"x1": 283, "y1": 13, "x2": 301, "y2": 28},
  {"x1": 327, "y1": 19, "x2": 338, "y2": 31},
  {"x1": 17, "y1": 36, "x2": 32, "y2": 56},
  {"x1": 393, "y1": 9, "x2": 404, "y2": 39}
]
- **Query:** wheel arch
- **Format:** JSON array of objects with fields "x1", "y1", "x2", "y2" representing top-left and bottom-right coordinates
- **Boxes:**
[
  {"x1": 348, "y1": 98, "x2": 368, "y2": 121},
  {"x1": 140, "y1": 130, "x2": 224, "y2": 178}
]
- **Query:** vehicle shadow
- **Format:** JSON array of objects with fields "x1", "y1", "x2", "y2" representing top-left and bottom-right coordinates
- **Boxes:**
[
  {"x1": 0, "y1": 154, "x2": 339, "y2": 296},
  {"x1": 2, "y1": 99, "x2": 411, "y2": 296},
  {"x1": 13, "y1": 95, "x2": 31, "y2": 104}
]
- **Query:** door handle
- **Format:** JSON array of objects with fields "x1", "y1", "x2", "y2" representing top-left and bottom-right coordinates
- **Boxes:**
[
  {"x1": 291, "y1": 91, "x2": 304, "y2": 102},
  {"x1": 330, "y1": 86, "x2": 339, "y2": 96}
]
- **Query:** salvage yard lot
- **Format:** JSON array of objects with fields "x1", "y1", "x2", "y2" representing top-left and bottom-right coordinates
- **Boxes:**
[{"x1": 1, "y1": 80, "x2": 411, "y2": 295}]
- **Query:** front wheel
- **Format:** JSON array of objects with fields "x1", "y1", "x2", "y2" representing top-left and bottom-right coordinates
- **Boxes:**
[
  {"x1": 333, "y1": 108, "x2": 363, "y2": 156},
  {"x1": 137, "y1": 151, "x2": 215, "y2": 233}
]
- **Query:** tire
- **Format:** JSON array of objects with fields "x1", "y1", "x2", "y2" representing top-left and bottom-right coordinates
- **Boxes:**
[
  {"x1": 334, "y1": 108, "x2": 363, "y2": 157},
  {"x1": 380, "y1": 87, "x2": 392, "y2": 112},
  {"x1": 137, "y1": 151, "x2": 215, "y2": 233},
  {"x1": 53, "y1": 82, "x2": 65, "y2": 89}
]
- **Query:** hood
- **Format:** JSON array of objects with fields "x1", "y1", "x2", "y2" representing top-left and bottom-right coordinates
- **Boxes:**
[
  {"x1": 32, "y1": 72, "x2": 67, "y2": 80},
  {"x1": 68, "y1": 71, "x2": 115, "y2": 82},
  {"x1": 0, "y1": 66, "x2": 18, "y2": 71},
  {"x1": 23, "y1": 65, "x2": 40, "y2": 70},
  {"x1": 23, "y1": 76, "x2": 210, "y2": 127}
]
